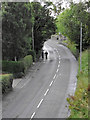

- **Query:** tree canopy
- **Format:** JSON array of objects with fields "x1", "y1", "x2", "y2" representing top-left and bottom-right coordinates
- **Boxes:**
[
  {"x1": 56, "y1": 1, "x2": 90, "y2": 50},
  {"x1": 2, "y1": 2, "x2": 56, "y2": 61}
]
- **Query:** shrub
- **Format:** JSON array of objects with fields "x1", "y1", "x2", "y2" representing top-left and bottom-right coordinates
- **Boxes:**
[
  {"x1": 23, "y1": 55, "x2": 33, "y2": 73},
  {"x1": 28, "y1": 50, "x2": 36, "y2": 62},
  {"x1": 0, "y1": 74, "x2": 13, "y2": 94},
  {"x1": 2, "y1": 55, "x2": 33, "y2": 77},
  {"x1": 63, "y1": 40, "x2": 79, "y2": 59},
  {"x1": 2, "y1": 61, "x2": 24, "y2": 74}
]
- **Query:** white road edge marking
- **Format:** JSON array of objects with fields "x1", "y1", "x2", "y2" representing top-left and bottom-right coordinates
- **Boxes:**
[
  {"x1": 30, "y1": 112, "x2": 36, "y2": 120},
  {"x1": 56, "y1": 69, "x2": 59, "y2": 73},
  {"x1": 53, "y1": 74, "x2": 56, "y2": 79},
  {"x1": 44, "y1": 88, "x2": 49, "y2": 96},
  {"x1": 21, "y1": 80, "x2": 30, "y2": 89},
  {"x1": 49, "y1": 81, "x2": 53, "y2": 87},
  {"x1": 58, "y1": 64, "x2": 60, "y2": 68},
  {"x1": 37, "y1": 99, "x2": 43, "y2": 108}
]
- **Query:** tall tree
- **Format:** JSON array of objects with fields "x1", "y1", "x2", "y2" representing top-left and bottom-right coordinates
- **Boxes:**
[
  {"x1": 31, "y1": 2, "x2": 56, "y2": 54},
  {"x1": 2, "y1": 2, "x2": 32, "y2": 60},
  {"x1": 56, "y1": 1, "x2": 90, "y2": 50}
]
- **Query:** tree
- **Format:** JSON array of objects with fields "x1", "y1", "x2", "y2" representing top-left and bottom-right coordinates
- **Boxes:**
[
  {"x1": 31, "y1": 2, "x2": 56, "y2": 54},
  {"x1": 2, "y1": 2, "x2": 32, "y2": 60},
  {"x1": 56, "y1": 1, "x2": 90, "y2": 51},
  {"x1": 2, "y1": 2, "x2": 56, "y2": 60}
]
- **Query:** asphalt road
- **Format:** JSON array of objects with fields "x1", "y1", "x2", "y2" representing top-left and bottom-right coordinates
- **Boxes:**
[{"x1": 2, "y1": 39, "x2": 78, "y2": 119}]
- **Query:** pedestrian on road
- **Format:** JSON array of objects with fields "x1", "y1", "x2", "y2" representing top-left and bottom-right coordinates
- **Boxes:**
[
  {"x1": 41, "y1": 50, "x2": 44, "y2": 59},
  {"x1": 45, "y1": 51, "x2": 48, "y2": 60}
]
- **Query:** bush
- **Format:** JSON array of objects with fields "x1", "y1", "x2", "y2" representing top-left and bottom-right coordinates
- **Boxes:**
[
  {"x1": 28, "y1": 50, "x2": 36, "y2": 62},
  {"x1": 63, "y1": 40, "x2": 79, "y2": 59},
  {"x1": 2, "y1": 61, "x2": 24, "y2": 74},
  {"x1": 0, "y1": 74, "x2": 13, "y2": 94},
  {"x1": 2, "y1": 55, "x2": 33, "y2": 78},
  {"x1": 23, "y1": 55, "x2": 33, "y2": 73}
]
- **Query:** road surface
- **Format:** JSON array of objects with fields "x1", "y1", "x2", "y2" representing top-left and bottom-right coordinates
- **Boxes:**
[{"x1": 2, "y1": 39, "x2": 78, "y2": 118}]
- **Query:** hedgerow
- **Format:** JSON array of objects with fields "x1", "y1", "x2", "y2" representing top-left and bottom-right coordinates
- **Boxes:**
[{"x1": 0, "y1": 74, "x2": 13, "y2": 94}]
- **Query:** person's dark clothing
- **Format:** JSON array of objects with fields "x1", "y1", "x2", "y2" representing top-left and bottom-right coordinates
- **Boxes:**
[
  {"x1": 45, "y1": 51, "x2": 48, "y2": 59},
  {"x1": 42, "y1": 50, "x2": 44, "y2": 59}
]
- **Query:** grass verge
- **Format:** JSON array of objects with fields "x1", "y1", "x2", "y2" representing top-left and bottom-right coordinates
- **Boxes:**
[{"x1": 67, "y1": 50, "x2": 88, "y2": 118}]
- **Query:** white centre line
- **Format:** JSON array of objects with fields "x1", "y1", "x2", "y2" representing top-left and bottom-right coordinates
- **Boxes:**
[
  {"x1": 59, "y1": 61, "x2": 60, "y2": 64},
  {"x1": 49, "y1": 81, "x2": 53, "y2": 87},
  {"x1": 44, "y1": 88, "x2": 49, "y2": 96},
  {"x1": 56, "y1": 69, "x2": 59, "y2": 73},
  {"x1": 30, "y1": 112, "x2": 36, "y2": 120},
  {"x1": 53, "y1": 74, "x2": 56, "y2": 79},
  {"x1": 37, "y1": 99, "x2": 43, "y2": 108},
  {"x1": 58, "y1": 64, "x2": 60, "y2": 68}
]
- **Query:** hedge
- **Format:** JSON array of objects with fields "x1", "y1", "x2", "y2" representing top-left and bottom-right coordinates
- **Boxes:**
[
  {"x1": 27, "y1": 50, "x2": 36, "y2": 62},
  {"x1": 0, "y1": 74, "x2": 13, "y2": 94},
  {"x1": 2, "y1": 55, "x2": 33, "y2": 78},
  {"x1": 23, "y1": 55, "x2": 33, "y2": 73}
]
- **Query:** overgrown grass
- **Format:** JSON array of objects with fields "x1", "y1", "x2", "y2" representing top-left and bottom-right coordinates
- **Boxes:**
[
  {"x1": 63, "y1": 40, "x2": 79, "y2": 59},
  {"x1": 67, "y1": 50, "x2": 88, "y2": 118}
]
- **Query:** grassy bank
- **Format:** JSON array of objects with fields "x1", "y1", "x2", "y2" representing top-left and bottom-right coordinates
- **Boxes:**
[
  {"x1": 67, "y1": 50, "x2": 88, "y2": 118},
  {"x1": 63, "y1": 40, "x2": 79, "y2": 59}
]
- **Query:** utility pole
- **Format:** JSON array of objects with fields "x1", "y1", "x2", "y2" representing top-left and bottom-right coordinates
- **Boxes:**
[
  {"x1": 30, "y1": 0, "x2": 34, "y2": 51},
  {"x1": 32, "y1": 26, "x2": 34, "y2": 51},
  {"x1": 80, "y1": 22, "x2": 82, "y2": 72}
]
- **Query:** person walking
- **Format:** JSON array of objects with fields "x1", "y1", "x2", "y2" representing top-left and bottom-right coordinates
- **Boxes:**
[
  {"x1": 45, "y1": 51, "x2": 48, "y2": 60},
  {"x1": 41, "y1": 50, "x2": 44, "y2": 59}
]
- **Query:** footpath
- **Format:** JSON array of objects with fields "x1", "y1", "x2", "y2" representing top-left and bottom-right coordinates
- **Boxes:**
[{"x1": 12, "y1": 59, "x2": 43, "y2": 88}]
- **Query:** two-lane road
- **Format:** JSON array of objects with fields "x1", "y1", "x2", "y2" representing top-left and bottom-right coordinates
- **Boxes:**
[{"x1": 2, "y1": 39, "x2": 78, "y2": 118}]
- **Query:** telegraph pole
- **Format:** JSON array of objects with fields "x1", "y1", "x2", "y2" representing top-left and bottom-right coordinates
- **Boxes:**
[
  {"x1": 32, "y1": 26, "x2": 34, "y2": 51},
  {"x1": 80, "y1": 22, "x2": 82, "y2": 72},
  {"x1": 30, "y1": 0, "x2": 34, "y2": 51}
]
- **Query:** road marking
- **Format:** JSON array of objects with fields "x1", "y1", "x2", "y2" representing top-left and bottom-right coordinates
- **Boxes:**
[
  {"x1": 59, "y1": 61, "x2": 60, "y2": 64},
  {"x1": 30, "y1": 112, "x2": 36, "y2": 120},
  {"x1": 44, "y1": 88, "x2": 49, "y2": 96},
  {"x1": 58, "y1": 64, "x2": 60, "y2": 68},
  {"x1": 49, "y1": 81, "x2": 53, "y2": 87},
  {"x1": 37, "y1": 99, "x2": 43, "y2": 108},
  {"x1": 53, "y1": 74, "x2": 56, "y2": 79},
  {"x1": 21, "y1": 80, "x2": 30, "y2": 89},
  {"x1": 56, "y1": 69, "x2": 59, "y2": 73}
]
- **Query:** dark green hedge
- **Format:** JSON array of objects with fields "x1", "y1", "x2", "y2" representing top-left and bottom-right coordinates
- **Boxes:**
[
  {"x1": 28, "y1": 50, "x2": 36, "y2": 62},
  {"x1": 2, "y1": 61, "x2": 24, "y2": 73},
  {"x1": 0, "y1": 74, "x2": 13, "y2": 94},
  {"x1": 23, "y1": 55, "x2": 33, "y2": 73},
  {"x1": 2, "y1": 55, "x2": 33, "y2": 78}
]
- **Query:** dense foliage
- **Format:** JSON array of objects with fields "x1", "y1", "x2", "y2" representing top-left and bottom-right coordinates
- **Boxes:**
[
  {"x1": 31, "y1": 2, "x2": 56, "y2": 54},
  {"x1": 2, "y1": 55, "x2": 32, "y2": 78},
  {"x1": 0, "y1": 74, "x2": 13, "y2": 94},
  {"x1": 2, "y1": 2, "x2": 56, "y2": 61},
  {"x1": 56, "y1": 2, "x2": 90, "y2": 51},
  {"x1": 67, "y1": 50, "x2": 88, "y2": 118}
]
